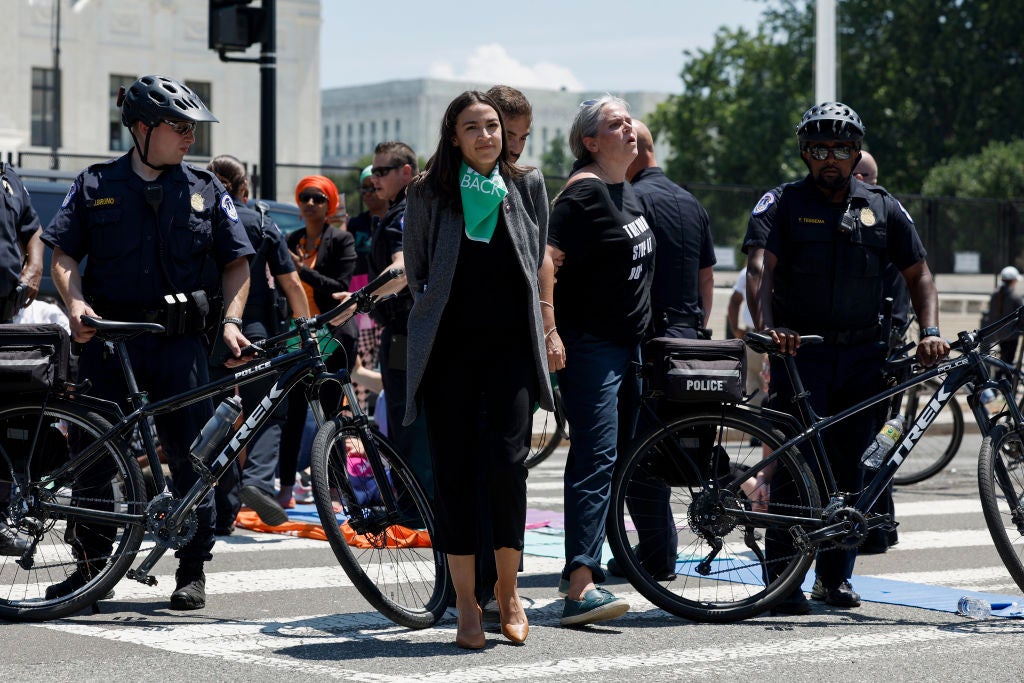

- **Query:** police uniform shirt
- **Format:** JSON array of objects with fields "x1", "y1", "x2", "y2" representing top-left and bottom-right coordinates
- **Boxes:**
[
  {"x1": 238, "y1": 202, "x2": 294, "y2": 317},
  {"x1": 630, "y1": 166, "x2": 715, "y2": 328},
  {"x1": 547, "y1": 178, "x2": 656, "y2": 345},
  {"x1": 754, "y1": 176, "x2": 924, "y2": 333},
  {"x1": 42, "y1": 153, "x2": 253, "y2": 309},
  {"x1": 0, "y1": 164, "x2": 41, "y2": 298},
  {"x1": 368, "y1": 188, "x2": 413, "y2": 328}
]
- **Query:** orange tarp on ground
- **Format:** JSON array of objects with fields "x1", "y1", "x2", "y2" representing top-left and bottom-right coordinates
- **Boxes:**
[{"x1": 234, "y1": 509, "x2": 431, "y2": 548}]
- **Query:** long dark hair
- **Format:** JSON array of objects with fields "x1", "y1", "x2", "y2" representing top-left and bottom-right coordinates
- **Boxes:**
[{"x1": 416, "y1": 90, "x2": 525, "y2": 211}]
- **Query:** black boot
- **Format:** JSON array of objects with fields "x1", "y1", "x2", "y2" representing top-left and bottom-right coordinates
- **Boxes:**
[
  {"x1": 170, "y1": 561, "x2": 206, "y2": 610},
  {"x1": 0, "y1": 521, "x2": 30, "y2": 557}
]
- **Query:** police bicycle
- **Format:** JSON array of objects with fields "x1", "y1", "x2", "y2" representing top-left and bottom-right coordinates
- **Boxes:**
[
  {"x1": 0, "y1": 268, "x2": 452, "y2": 627},
  {"x1": 605, "y1": 308, "x2": 1024, "y2": 622}
]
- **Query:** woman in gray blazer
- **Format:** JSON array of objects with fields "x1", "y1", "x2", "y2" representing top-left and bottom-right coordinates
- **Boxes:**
[{"x1": 403, "y1": 91, "x2": 558, "y2": 649}]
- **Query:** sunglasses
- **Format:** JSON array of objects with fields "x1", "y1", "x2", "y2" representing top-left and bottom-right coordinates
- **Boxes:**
[
  {"x1": 360, "y1": 185, "x2": 376, "y2": 194},
  {"x1": 805, "y1": 145, "x2": 856, "y2": 161},
  {"x1": 371, "y1": 165, "x2": 399, "y2": 177},
  {"x1": 579, "y1": 99, "x2": 599, "y2": 107},
  {"x1": 299, "y1": 192, "x2": 329, "y2": 205},
  {"x1": 161, "y1": 119, "x2": 197, "y2": 136}
]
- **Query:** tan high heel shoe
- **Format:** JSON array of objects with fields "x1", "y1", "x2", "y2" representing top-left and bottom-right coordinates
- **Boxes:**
[
  {"x1": 497, "y1": 591, "x2": 529, "y2": 644},
  {"x1": 455, "y1": 603, "x2": 486, "y2": 650}
]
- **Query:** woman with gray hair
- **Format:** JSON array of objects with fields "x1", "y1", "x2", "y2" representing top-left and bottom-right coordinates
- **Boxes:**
[{"x1": 546, "y1": 96, "x2": 656, "y2": 626}]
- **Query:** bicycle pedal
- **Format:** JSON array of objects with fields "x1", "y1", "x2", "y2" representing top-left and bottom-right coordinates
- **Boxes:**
[{"x1": 788, "y1": 526, "x2": 811, "y2": 552}]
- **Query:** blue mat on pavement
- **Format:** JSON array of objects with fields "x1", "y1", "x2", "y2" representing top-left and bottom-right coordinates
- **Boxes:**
[{"x1": 523, "y1": 529, "x2": 1023, "y2": 617}]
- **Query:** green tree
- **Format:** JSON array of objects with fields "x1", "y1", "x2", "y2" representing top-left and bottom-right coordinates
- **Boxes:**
[
  {"x1": 541, "y1": 132, "x2": 571, "y2": 178},
  {"x1": 652, "y1": 0, "x2": 1024, "y2": 194},
  {"x1": 922, "y1": 139, "x2": 1024, "y2": 199}
]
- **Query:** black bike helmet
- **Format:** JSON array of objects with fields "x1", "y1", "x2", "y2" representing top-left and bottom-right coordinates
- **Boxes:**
[
  {"x1": 117, "y1": 75, "x2": 218, "y2": 171},
  {"x1": 118, "y1": 75, "x2": 218, "y2": 127},
  {"x1": 796, "y1": 101, "x2": 864, "y2": 142}
]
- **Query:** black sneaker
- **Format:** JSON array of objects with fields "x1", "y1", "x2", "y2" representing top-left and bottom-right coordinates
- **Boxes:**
[
  {"x1": 0, "y1": 522, "x2": 30, "y2": 557},
  {"x1": 811, "y1": 578, "x2": 861, "y2": 607},
  {"x1": 45, "y1": 569, "x2": 115, "y2": 601},
  {"x1": 771, "y1": 587, "x2": 811, "y2": 615},
  {"x1": 170, "y1": 563, "x2": 206, "y2": 610},
  {"x1": 240, "y1": 485, "x2": 289, "y2": 527}
]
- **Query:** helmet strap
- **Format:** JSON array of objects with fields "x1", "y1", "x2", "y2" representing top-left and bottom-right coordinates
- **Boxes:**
[{"x1": 128, "y1": 123, "x2": 175, "y2": 172}]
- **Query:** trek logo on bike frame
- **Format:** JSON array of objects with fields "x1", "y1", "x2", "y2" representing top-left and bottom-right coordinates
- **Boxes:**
[
  {"x1": 219, "y1": 383, "x2": 287, "y2": 463},
  {"x1": 889, "y1": 357, "x2": 968, "y2": 467}
]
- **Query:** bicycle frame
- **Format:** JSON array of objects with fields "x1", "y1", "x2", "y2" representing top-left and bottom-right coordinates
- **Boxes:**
[
  {"x1": 31, "y1": 268, "x2": 403, "y2": 585},
  {"x1": 728, "y1": 324, "x2": 1024, "y2": 547}
]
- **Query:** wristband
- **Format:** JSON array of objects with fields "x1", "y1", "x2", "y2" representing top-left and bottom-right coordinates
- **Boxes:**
[
  {"x1": 920, "y1": 326, "x2": 940, "y2": 340},
  {"x1": 223, "y1": 317, "x2": 243, "y2": 328}
]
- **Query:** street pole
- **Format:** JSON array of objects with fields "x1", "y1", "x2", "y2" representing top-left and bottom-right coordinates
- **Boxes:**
[
  {"x1": 815, "y1": 0, "x2": 837, "y2": 103},
  {"x1": 51, "y1": 0, "x2": 62, "y2": 170},
  {"x1": 260, "y1": 0, "x2": 276, "y2": 199}
]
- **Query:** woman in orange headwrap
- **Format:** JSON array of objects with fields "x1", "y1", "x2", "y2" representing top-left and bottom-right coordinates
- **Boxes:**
[{"x1": 279, "y1": 175, "x2": 357, "y2": 506}]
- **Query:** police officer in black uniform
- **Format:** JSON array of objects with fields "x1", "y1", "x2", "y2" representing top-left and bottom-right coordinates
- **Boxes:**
[
  {"x1": 606, "y1": 120, "x2": 716, "y2": 581},
  {"x1": 42, "y1": 75, "x2": 254, "y2": 610},
  {"x1": 745, "y1": 102, "x2": 949, "y2": 614},
  {"x1": 0, "y1": 163, "x2": 44, "y2": 556},
  {"x1": 206, "y1": 154, "x2": 310, "y2": 531},
  {"x1": 363, "y1": 141, "x2": 433, "y2": 492}
]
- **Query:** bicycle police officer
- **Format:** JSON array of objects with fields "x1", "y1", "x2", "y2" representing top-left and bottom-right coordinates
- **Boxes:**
[
  {"x1": 42, "y1": 75, "x2": 254, "y2": 610},
  {"x1": 745, "y1": 102, "x2": 949, "y2": 613},
  {"x1": 1, "y1": 162, "x2": 45, "y2": 556}
]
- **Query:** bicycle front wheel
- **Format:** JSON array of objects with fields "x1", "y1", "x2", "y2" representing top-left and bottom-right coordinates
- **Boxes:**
[
  {"x1": 608, "y1": 406, "x2": 820, "y2": 623},
  {"x1": 893, "y1": 378, "x2": 964, "y2": 485},
  {"x1": 310, "y1": 419, "x2": 450, "y2": 628},
  {"x1": 978, "y1": 423, "x2": 1024, "y2": 592},
  {"x1": 0, "y1": 399, "x2": 146, "y2": 621}
]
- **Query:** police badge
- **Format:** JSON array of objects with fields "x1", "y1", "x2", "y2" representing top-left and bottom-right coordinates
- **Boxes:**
[{"x1": 860, "y1": 207, "x2": 876, "y2": 227}]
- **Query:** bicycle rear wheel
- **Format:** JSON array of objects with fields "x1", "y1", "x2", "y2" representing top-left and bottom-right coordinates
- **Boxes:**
[
  {"x1": 607, "y1": 407, "x2": 820, "y2": 623},
  {"x1": 978, "y1": 423, "x2": 1024, "y2": 592},
  {"x1": 525, "y1": 385, "x2": 567, "y2": 469},
  {"x1": 0, "y1": 399, "x2": 146, "y2": 621},
  {"x1": 892, "y1": 378, "x2": 964, "y2": 485},
  {"x1": 310, "y1": 419, "x2": 450, "y2": 628}
]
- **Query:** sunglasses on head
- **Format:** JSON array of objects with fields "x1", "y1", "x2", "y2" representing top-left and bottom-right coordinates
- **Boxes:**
[
  {"x1": 371, "y1": 165, "x2": 400, "y2": 178},
  {"x1": 161, "y1": 119, "x2": 197, "y2": 136},
  {"x1": 299, "y1": 192, "x2": 329, "y2": 205},
  {"x1": 805, "y1": 144, "x2": 856, "y2": 161}
]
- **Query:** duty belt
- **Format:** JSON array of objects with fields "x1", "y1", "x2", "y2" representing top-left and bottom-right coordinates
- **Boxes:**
[{"x1": 819, "y1": 326, "x2": 880, "y2": 346}]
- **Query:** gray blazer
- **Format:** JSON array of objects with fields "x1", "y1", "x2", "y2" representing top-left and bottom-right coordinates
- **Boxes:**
[{"x1": 402, "y1": 167, "x2": 555, "y2": 425}]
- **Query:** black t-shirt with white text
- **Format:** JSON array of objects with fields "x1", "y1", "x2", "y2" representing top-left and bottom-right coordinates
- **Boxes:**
[{"x1": 548, "y1": 178, "x2": 655, "y2": 344}]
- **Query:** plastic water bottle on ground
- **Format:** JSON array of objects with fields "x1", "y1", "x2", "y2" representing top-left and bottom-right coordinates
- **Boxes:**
[
  {"x1": 861, "y1": 416, "x2": 903, "y2": 470},
  {"x1": 956, "y1": 596, "x2": 990, "y2": 618}
]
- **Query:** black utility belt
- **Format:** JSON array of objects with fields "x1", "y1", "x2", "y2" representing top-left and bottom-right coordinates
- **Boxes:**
[
  {"x1": 0, "y1": 283, "x2": 30, "y2": 322},
  {"x1": 92, "y1": 290, "x2": 220, "y2": 336},
  {"x1": 818, "y1": 326, "x2": 880, "y2": 346}
]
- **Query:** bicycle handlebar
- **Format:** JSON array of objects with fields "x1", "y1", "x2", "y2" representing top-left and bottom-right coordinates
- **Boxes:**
[
  {"x1": 239, "y1": 266, "x2": 405, "y2": 358},
  {"x1": 743, "y1": 331, "x2": 823, "y2": 355}
]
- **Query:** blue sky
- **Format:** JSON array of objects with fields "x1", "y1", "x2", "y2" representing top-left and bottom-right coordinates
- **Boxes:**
[{"x1": 320, "y1": 0, "x2": 767, "y2": 94}]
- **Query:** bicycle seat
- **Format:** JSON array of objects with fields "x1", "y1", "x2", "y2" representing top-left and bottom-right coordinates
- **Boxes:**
[{"x1": 80, "y1": 315, "x2": 165, "y2": 340}]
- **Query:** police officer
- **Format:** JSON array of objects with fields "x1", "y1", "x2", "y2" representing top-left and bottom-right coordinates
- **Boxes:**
[
  {"x1": 745, "y1": 102, "x2": 949, "y2": 613},
  {"x1": 42, "y1": 75, "x2": 254, "y2": 610},
  {"x1": 206, "y1": 154, "x2": 309, "y2": 531},
  {"x1": 0, "y1": 163, "x2": 44, "y2": 556},
  {"x1": 606, "y1": 119, "x2": 715, "y2": 581}
]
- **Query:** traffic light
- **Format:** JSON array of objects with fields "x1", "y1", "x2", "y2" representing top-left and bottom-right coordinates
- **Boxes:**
[{"x1": 208, "y1": 1, "x2": 266, "y2": 52}]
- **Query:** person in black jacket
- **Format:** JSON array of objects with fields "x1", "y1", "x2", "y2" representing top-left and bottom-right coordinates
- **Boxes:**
[{"x1": 279, "y1": 175, "x2": 357, "y2": 507}]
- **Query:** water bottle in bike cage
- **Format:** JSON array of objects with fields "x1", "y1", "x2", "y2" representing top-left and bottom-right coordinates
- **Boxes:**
[
  {"x1": 190, "y1": 395, "x2": 243, "y2": 464},
  {"x1": 861, "y1": 416, "x2": 903, "y2": 470}
]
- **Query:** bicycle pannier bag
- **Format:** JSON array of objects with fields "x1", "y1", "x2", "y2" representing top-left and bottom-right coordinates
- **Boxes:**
[
  {"x1": 0, "y1": 323, "x2": 71, "y2": 393},
  {"x1": 645, "y1": 337, "x2": 746, "y2": 403}
]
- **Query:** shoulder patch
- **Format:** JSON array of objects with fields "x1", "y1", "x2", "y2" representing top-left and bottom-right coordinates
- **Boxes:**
[
  {"x1": 221, "y1": 194, "x2": 239, "y2": 222},
  {"x1": 896, "y1": 199, "x2": 914, "y2": 223},
  {"x1": 752, "y1": 191, "x2": 776, "y2": 216},
  {"x1": 61, "y1": 181, "x2": 78, "y2": 209}
]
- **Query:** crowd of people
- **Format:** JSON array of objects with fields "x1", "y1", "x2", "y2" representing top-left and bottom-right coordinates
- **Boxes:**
[{"x1": 10, "y1": 70, "x2": 1022, "y2": 646}]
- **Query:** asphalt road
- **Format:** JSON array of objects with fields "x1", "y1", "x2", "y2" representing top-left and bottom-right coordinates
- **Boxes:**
[{"x1": 2, "y1": 433, "x2": 1023, "y2": 682}]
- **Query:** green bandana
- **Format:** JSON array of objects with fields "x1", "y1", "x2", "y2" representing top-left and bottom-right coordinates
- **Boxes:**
[{"x1": 459, "y1": 161, "x2": 507, "y2": 243}]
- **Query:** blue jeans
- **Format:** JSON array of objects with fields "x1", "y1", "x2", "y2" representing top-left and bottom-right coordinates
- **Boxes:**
[{"x1": 557, "y1": 327, "x2": 641, "y2": 583}]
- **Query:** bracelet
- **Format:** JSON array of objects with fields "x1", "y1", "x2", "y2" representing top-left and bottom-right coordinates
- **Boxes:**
[
  {"x1": 223, "y1": 317, "x2": 243, "y2": 327},
  {"x1": 545, "y1": 326, "x2": 558, "y2": 339},
  {"x1": 540, "y1": 300, "x2": 554, "y2": 310}
]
